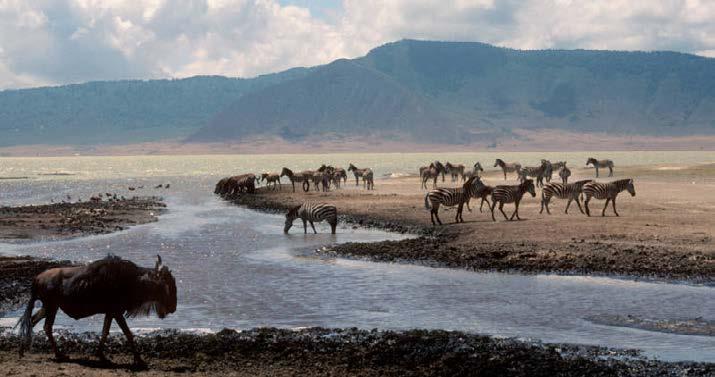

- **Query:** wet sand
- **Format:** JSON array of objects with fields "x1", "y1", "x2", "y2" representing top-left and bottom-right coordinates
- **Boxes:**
[
  {"x1": 0, "y1": 328, "x2": 711, "y2": 376},
  {"x1": 234, "y1": 164, "x2": 715, "y2": 284}
]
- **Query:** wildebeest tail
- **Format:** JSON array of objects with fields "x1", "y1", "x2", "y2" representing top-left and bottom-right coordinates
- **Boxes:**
[
  {"x1": 424, "y1": 194, "x2": 431, "y2": 210},
  {"x1": 16, "y1": 281, "x2": 37, "y2": 357}
]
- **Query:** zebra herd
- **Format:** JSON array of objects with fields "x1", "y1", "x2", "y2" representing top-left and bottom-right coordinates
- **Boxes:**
[{"x1": 423, "y1": 157, "x2": 634, "y2": 224}]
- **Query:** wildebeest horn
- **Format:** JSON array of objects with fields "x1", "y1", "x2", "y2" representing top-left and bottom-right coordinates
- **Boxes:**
[{"x1": 155, "y1": 255, "x2": 162, "y2": 270}]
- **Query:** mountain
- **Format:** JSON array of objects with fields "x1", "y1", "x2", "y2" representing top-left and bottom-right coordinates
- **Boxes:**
[
  {"x1": 193, "y1": 40, "x2": 715, "y2": 144},
  {"x1": 0, "y1": 68, "x2": 311, "y2": 146},
  {"x1": 2, "y1": 40, "x2": 714, "y2": 148}
]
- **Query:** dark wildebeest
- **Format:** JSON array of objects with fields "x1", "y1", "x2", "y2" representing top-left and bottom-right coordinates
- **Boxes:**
[{"x1": 16, "y1": 255, "x2": 177, "y2": 367}]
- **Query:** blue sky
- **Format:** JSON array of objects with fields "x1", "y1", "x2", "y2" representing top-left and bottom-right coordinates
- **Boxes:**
[{"x1": 1, "y1": 1, "x2": 713, "y2": 89}]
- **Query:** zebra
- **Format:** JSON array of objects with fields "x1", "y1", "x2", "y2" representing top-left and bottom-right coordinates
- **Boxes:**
[
  {"x1": 348, "y1": 163, "x2": 374, "y2": 189},
  {"x1": 260, "y1": 172, "x2": 281, "y2": 191},
  {"x1": 540, "y1": 160, "x2": 555, "y2": 182},
  {"x1": 444, "y1": 162, "x2": 466, "y2": 182},
  {"x1": 518, "y1": 161, "x2": 549, "y2": 187},
  {"x1": 284, "y1": 202, "x2": 337, "y2": 234},
  {"x1": 280, "y1": 167, "x2": 312, "y2": 192},
  {"x1": 582, "y1": 179, "x2": 635, "y2": 217},
  {"x1": 421, "y1": 162, "x2": 445, "y2": 189},
  {"x1": 539, "y1": 179, "x2": 593, "y2": 215},
  {"x1": 463, "y1": 162, "x2": 484, "y2": 180},
  {"x1": 424, "y1": 176, "x2": 484, "y2": 225},
  {"x1": 586, "y1": 158, "x2": 614, "y2": 178},
  {"x1": 494, "y1": 159, "x2": 522, "y2": 180},
  {"x1": 333, "y1": 167, "x2": 347, "y2": 188},
  {"x1": 490, "y1": 179, "x2": 536, "y2": 221},
  {"x1": 466, "y1": 184, "x2": 492, "y2": 213},
  {"x1": 218, "y1": 174, "x2": 255, "y2": 197},
  {"x1": 558, "y1": 164, "x2": 571, "y2": 184}
]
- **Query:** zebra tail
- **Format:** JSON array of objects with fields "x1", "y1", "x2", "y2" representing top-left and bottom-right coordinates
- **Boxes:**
[
  {"x1": 16, "y1": 282, "x2": 37, "y2": 357},
  {"x1": 424, "y1": 194, "x2": 431, "y2": 210}
]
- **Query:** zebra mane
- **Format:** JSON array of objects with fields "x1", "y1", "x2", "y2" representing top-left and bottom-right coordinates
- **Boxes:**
[{"x1": 613, "y1": 178, "x2": 633, "y2": 187}]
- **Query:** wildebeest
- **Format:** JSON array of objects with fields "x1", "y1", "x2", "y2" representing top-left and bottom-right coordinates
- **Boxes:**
[{"x1": 16, "y1": 255, "x2": 177, "y2": 367}]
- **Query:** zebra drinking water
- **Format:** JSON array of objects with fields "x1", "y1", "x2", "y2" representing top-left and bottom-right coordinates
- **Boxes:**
[
  {"x1": 540, "y1": 179, "x2": 593, "y2": 215},
  {"x1": 424, "y1": 176, "x2": 484, "y2": 225},
  {"x1": 586, "y1": 158, "x2": 615, "y2": 178},
  {"x1": 490, "y1": 179, "x2": 536, "y2": 221},
  {"x1": 582, "y1": 179, "x2": 636, "y2": 217},
  {"x1": 284, "y1": 202, "x2": 338, "y2": 234}
]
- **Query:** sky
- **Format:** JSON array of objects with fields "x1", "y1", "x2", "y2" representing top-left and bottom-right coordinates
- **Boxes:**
[{"x1": 1, "y1": 0, "x2": 714, "y2": 89}]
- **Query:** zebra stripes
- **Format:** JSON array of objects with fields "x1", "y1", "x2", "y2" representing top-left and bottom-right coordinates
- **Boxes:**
[
  {"x1": 445, "y1": 162, "x2": 466, "y2": 182},
  {"x1": 582, "y1": 179, "x2": 636, "y2": 217},
  {"x1": 586, "y1": 158, "x2": 614, "y2": 178},
  {"x1": 424, "y1": 176, "x2": 484, "y2": 225},
  {"x1": 494, "y1": 159, "x2": 522, "y2": 180},
  {"x1": 558, "y1": 165, "x2": 571, "y2": 184},
  {"x1": 519, "y1": 162, "x2": 549, "y2": 187},
  {"x1": 280, "y1": 167, "x2": 313, "y2": 192},
  {"x1": 284, "y1": 202, "x2": 338, "y2": 234},
  {"x1": 348, "y1": 163, "x2": 374, "y2": 190},
  {"x1": 540, "y1": 179, "x2": 593, "y2": 215},
  {"x1": 490, "y1": 179, "x2": 536, "y2": 221}
]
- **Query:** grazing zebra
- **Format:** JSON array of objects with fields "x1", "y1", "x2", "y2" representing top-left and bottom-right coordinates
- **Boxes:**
[
  {"x1": 586, "y1": 158, "x2": 614, "y2": 178},
  {"x1": 421, "y1": 162, "x2": 445, "y2": 189},
  {"x1": 540, "y1": 179, "x2": 593, "y2": 215},
  {"x1": 284, "y1": 202, "x2": 337, "y2": 234},
  {"x1": 494, "y1": 159, "x2": 522, "y2": 180},
  {"x1": 582, "y1": 179, "x2": 635, "y2": 217},
  {"x1": 558, "y1": 164, "x2": 571, "y2": 184},
  {"x1": 280, "y1": 167, "x2": 312, "y2": 192},
  {"x1": 518, "y1": 161, "x2": 549, "y2": 187},
  {"x1": 444, "y1": 162, "x2": 466, "y2": 182},
  {"x1": 424, "y1": 176, "x2": 484, "y2": 225},
  {"x1": 260, "y1": 173, "x2": 281, "y2": 191},
  {"x1": 348, "y1": 163, "x2": 373, "y2": 189},
  {"x1": 490, "y1": 179, "x2": 536, "y2": 221}
]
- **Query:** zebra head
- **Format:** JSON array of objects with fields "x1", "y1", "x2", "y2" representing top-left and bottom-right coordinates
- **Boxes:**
[
  {"x1": 474, "y1": 162, "x2": 483, "y2": 172},
  {"x1": 284, "y1": 205, "x2": 302, "y2": 233},
  {"x1": 280, "y1": 167, "x2": 293, "y2": 177},
  {"x1": 586, "y1": 158, "x2": 597, "y2": 167},
  {"x1": 626, "y1": 179, "x2": 636, "y2": 197},
  {"x1": 522, "y1": 179, "x2": 536, "y2": 197},
  {"x1": 348, "y1": 163, "x2": 357, "y2": 172},
  {"x1": 494, "y1": 159, "x2": 503, "y2": 168},
  {"x1": 433, "y1": 161, "x2": 446, "y2": 173}
]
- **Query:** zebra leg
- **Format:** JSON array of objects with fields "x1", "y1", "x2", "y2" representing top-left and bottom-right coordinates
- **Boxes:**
[
  {"x1": 433, "y1": 208, "x2": 443, "y2": 225},
  {"x1": 310, "y1": 221, "x2": 317, "y2": 234},
  {"x1": 330, "y1": 220, "x2": 337, "y2": 234},
  {"x1": 575, "y1": 197, "x2": 585, "y2": 214},
  {"x1": 565, "y1": 198, "x2": 572, "y2": 214},
  {"x1": 541, "y1": 196, "x2": 551, "y2": 214},
  {"x1": 456, "y1": 203, "x2": 463, "y2": 223},
  {"x1": 510, "y1": 200, "x2": 520, "y2": 220},
  {"x1": 595, "y1": 167, "x2": 599, "y2": 178},
  {"x1": 602, "y1": 198, "x2": 610, "y2": 217},
  {"x1": 480, "y1": 197, "x2": 488, "y2": 212},
  {"x1": 498, "y1": 202, "x2": 509, "y2": 221},
  {"x1": 609, "y1": 166, "x2": 613, "y2": 177},
  {"x1": 612, "y1": 197, "x2": 619, "y2": 216},
  {"x1": 584, "y1": 196, "x2": 591, "y2": 216},
  {"x1": 302, "y1": 219, "x2": 308, "y2": 234},
  {"x1": 503, "y1": 170, "x2": 507, "y2": 180},
  {"x1": 490, "y1": 200, "x2": 497, "y2": 221}
]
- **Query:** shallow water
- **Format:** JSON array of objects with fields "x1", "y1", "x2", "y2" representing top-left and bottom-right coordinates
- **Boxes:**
[{"x1": 0, "y1": 158, "x2": 714, "y2": 363}]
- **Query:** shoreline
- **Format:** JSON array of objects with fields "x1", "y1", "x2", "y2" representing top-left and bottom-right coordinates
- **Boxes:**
[{"x1": 0, "y1": 327, "x2": 711, "y2": 376}]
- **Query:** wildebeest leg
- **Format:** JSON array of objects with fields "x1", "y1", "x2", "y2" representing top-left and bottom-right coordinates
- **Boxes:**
[
  {"x1": 43, "y1": 306, "x2": 65, "y2": 361},
  {"x1": 499, "y1": 202, "x2": 509, "y2": 220},
  {"x1": 96, "y1": 314, "x2": 112, "y2": 362},
  {"x1": 612, "y1": 197, "x2": 619, "y2": 216},
  {"x1": 510, "y1": 200, "x2": 520, "y2": 220},
  {"x1": 302, "y1": 219, "x2": 308, "y2": 234},
  {"x1": 114, "y1": 315, "x2": 145, "y2": 368},
  {"x1": 602, "y1": 198, "x2": 610, "y2": 217},
  {"x1": 310, "y1": 221, "x2": 317, "y2": 234}
]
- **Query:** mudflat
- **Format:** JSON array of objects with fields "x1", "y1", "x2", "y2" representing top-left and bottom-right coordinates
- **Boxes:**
[{"x1": 234, "y1": 163, "x2": 715, "y2": 284}]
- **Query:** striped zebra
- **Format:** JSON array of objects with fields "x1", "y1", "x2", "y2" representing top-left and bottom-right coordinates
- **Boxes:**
[
  {"x1": 539, "y1": 179, "x2": 593, "y2": 215},
  {"x1": 424, "y1": 176, "x2": 484, "y2": 225},
  {"x1": 558, "y1": 164, "x2": 571, "y2": 184},
  {"x1": 518, "y1": 162, "x2": 549, "y2": 187},
  {"x1": 348, "y1": 163, "x2": 374, "y2": 189},
  {"x1": 540, "y1": 160, "x2": 557, "y2": 182},
  {"x1": 421, "y1": 162, "x2": 445, "y2": 189},
  {"x1": 463, "y1": 162, "x2": 484, "y2": 180},
  {"x1": 284, "y1": 202, "x2": 338, "y2": 234},
  {"x1": 333, "y1": 168, "x2": 347, "y2": 188},
  {"x1": 494, "y1": 159, "x2": 522, "y2": 180},
  {"x1": 260, "y1": 172, "x2": 281, "y2": 191},
  {"x1": 280, "y1": 167, "x2": 312, "y2": 192},
  {"x1": 444, "y1": 162, "x2": 466, "y2": 182},
  {"x1": 490, "y1": 179, "x2": 536, "y2": 221},
  {"x1": 586, "y1": 158, "x2": 614, "y2": 178},
  {"x1": 582, "y1": 179, "x2": 636, "y2": 217},
  {"x1": 466, "y1": 184, "x2": 492, "y2": 213}
]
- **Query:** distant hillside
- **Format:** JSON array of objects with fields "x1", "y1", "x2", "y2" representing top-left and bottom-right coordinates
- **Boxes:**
[
  {"x1": 193, "y1": 40, "x2": 715, "y2": 144},
  {"x1": 2, "y1": 40, "x2": 714, "y2": 148},
  {"x1": 0, "y1": 68, "x2": 310, "y2": 146}
]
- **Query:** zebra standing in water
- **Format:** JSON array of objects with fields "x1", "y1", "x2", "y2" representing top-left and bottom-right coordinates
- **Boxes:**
[
  {"x1": 540, "y1": 179, "x2": 593, "y2": 215},
  {"x1": 558, "y1": 164, "x2": 571, "y2": 184},
  {"x1": 494, "y1": 159, "x2": 522, "y2": 180},
  {"x1": 490, "y1": 179, "x2": 536, "y2": 221},
  {"x1": 284, "y1": 202, "x2": 338, "y2": 234},
  {"x1": 586, "y1": 158, "x2": 614, "y2": 178},
  {"x1": 424, "y1": 176, "x2": 484, "y2": 225},
  {"x1": 582, "y1": 179, "x2": 636, "y2": 217}
]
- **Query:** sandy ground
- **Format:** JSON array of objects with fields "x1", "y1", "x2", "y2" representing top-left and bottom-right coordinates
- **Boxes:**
[
  {"x1": 234, "y1": 163, "x2": 715, "y2": 284},
  {"x1": 0, "y1": 328, "x2": 711, "y2": 376}
]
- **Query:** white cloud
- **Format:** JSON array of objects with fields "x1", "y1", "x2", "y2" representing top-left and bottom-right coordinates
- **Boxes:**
[{"x1": 0, "y1": 0, "x2": 714, "y2": 89}]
